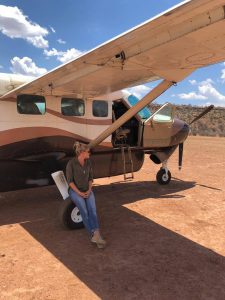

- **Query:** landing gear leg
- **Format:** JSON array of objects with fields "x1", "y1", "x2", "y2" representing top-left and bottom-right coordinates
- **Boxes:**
[{"x1": 156, "y1": 160, "x2": 171, "y2": 185}]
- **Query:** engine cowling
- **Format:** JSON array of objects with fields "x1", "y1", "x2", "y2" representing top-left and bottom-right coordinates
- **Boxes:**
[{"x1": 0, "y1": 73, "x2": 34, "y2": 96}]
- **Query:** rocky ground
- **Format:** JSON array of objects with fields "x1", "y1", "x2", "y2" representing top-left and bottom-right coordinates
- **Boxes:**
[{"x1": 0, "y1": 136, "x2": 225, "y2": 300}]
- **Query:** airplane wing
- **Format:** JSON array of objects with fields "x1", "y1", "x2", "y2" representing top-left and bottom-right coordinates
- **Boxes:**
[{"x1": 2, "y1": 0, "x2": 225, "y2": 99}]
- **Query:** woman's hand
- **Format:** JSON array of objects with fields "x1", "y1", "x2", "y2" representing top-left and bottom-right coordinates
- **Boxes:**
[
  {"x1": 83, "y1": 188, "x2": 92, "y2": 199},
  {"x1": 78, "y1": 191, "x2": 87, "y2": 198},
  {"x1": 83, "y1": 180, "x2": 93, "y2": 199},
  {"x1": 69, "y1": 182, "x2": 91, "y2": 199}
]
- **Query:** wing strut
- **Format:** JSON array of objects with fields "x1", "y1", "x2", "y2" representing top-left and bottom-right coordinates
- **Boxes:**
[{"x1": 88, "y1": 79, "x2": 174, "y2": 149}]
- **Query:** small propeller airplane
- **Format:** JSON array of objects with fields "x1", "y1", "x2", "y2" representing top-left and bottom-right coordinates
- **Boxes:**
[{"x1": 0, "y1": 0, "x2": 224, "y2": 227}]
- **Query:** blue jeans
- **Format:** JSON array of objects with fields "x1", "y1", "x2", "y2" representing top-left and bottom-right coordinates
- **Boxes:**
[{"x1": 69, "y1": 189, "x2": 99, "y2": 235}]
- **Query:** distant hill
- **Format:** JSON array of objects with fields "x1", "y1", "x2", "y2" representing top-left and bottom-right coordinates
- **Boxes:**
[{"x1": 150, "y1": 104, "x2": 225, "y2": 137}]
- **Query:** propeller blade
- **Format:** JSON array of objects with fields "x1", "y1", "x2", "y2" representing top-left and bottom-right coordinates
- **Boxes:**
[
  {"x1": 178, "y1": 143, "x2": 183, "y2": 170},
  {"x1": 189, "y1": 105, "x2": 214, "y2": 125}
]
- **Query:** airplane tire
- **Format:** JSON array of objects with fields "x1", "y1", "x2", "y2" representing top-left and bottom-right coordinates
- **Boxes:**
[
  {"x1": 156, "y1": 168, "x2": 171, "y2": 185},
  {"x1": 58, "y1": 198, "x2": 84, "y2": 230}
]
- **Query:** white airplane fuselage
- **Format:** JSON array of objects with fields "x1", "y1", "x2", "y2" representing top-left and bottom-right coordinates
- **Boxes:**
[{"x1": 0, "y1": 73, "x2": 189, "y2": 192}]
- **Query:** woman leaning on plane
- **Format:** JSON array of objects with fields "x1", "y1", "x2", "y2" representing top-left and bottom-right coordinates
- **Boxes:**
[{"x1": 66, "y1": 142, "x2": 106, "y2": 249}]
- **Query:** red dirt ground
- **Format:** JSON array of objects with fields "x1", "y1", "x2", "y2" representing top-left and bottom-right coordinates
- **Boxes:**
[{"x1": 0, "y1": 136, "x2": 225, "y2": 300}]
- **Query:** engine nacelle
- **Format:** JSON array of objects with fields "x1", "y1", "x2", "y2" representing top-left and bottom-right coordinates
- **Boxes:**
[{"x1": 0, "y1": 73, "x2": 34, "y2": 96}]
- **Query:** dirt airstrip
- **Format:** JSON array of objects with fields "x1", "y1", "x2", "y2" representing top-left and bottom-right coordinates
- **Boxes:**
[{"x1": 0, "y1": 136, "x2": 225, "y2": 300}]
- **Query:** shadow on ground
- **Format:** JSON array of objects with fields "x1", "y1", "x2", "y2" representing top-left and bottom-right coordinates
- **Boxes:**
[{"x1": 0, "y1": 179, "x2": 225, "y2": 299}]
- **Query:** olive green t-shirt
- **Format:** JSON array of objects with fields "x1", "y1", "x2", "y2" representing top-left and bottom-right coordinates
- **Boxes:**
[{"x1": 66, "y1": 158, "x2": 93, "y2": 192}]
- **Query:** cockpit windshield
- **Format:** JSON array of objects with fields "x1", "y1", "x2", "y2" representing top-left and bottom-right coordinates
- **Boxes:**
[{"x1": 127, "y1": 95, "x2": 152, "y2": 119}]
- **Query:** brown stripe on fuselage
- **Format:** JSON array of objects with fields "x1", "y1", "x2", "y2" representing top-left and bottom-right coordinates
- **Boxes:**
[
  {"x1": 0, "y1": 97, "x2": 16, "y2": 103},
  {"x1": 0, "y1": 127, "x2": 112, "y2": 148},
  {"x1": 47, "y1": 108, "x2": 112, "y2": 125}
]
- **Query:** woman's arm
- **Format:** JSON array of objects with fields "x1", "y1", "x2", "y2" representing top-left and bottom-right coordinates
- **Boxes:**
[
  {"x1": 66, "y1": 160, "x2": 86, "y2": 198},
  {"x1": 86, "y1": 160, "x2": 93, "y2": 196},
  {"x1": 69, "y1": 182, "x2": 86, "y2": 198},
  {"x1": 83, "y1": 180, "x2": 93, "y2": 198},
  {"x1": 88, "y1": 180, "x2": 93, "y2": 193}
]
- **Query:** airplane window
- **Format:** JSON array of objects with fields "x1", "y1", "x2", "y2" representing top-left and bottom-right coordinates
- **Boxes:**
[
  {"x1": 153, "y1": 103, "x2": 173, "y2": 123},
  {"x1": 17, "y1": 95, "x2": 45, "y2": 115},
  {"x1": 93, "y1": 100, "x2": 108, "y2": 117},
  {"x1": 127, "y1": 95, "x2": 151, "y2": 119},
  {"x1": 61, "y1": 98, "x2": 85, "y2": 116}
]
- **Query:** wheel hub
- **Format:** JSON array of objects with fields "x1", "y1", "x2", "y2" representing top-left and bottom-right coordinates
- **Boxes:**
[
  {"x1": 162, "y1": 173, "x2": 169, "y2": 181},
  {"x1": 71, "y1": 207, "x2": 83, "y2": 223}
]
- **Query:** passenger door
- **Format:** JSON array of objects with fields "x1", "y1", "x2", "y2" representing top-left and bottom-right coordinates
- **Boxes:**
[{"x1": 142, "y1": 103, "x2": 175, "y2": 147}]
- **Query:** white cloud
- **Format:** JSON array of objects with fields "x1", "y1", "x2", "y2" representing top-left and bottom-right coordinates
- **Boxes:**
[
  {"x1": 177, "y1": 92, "x2": 207, "y2": 100},
  {"x1": 58, "y1": 48, "x2": 84, "y2": 63},
  {"x1": 221, "y1": 69, "x2": 225, "y2": 83},
  {"x1": 198, "y1": 79, "x2": 225, "y2": 106},
  {"x1": 50, "y1": 26, "x2": 56, "y2": 33},
  {"x1": 0, "y1": 5, "x2": 49, "y2": 48},
  {"x1": 123, "y1": 85, "x2": 151, "y2": 99},
  {"x1": 44, "y1": 48, "x2": 63, "y2": 57},
  {"x1": 175, "y1": 78, "x2": 225, "y2": 107},
  {"x1": 189, "y1": 79, "x2": 197, "y2": 85},
  {"x1": 202, "y1": 78, "x2": 214, "y2": 84},
  {"x1": 27, "y1": 35, "x2": 49, "y2": 48},
  {"x1": 10, "y1": 57, "x2": 47, "y2": 77},
  {"x1": 57, "y1": 38, "x2": 66, "y2": 44},
  {"x1": 44, "y1": 47, "x2": 84, "y2": 63}
]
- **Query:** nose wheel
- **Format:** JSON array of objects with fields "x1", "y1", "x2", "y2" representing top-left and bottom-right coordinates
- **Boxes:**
[
  {"x1": 156, "y1": 168, "x2": 171, "y2": 185},
  {"x1": 156, "y1": 160, "x2": 171, "y2": 185}
]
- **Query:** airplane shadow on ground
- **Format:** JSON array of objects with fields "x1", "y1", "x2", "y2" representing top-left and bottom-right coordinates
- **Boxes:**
[{"x1": 0, "y1": 179, "x2": 225, "y2": 299}]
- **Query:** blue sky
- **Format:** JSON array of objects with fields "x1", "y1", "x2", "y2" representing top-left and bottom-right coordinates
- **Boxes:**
[{"x1": 0, "y1": 0, "x2": 225, "y2": 107}]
